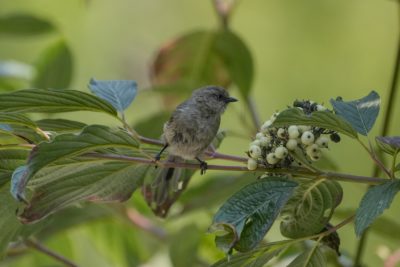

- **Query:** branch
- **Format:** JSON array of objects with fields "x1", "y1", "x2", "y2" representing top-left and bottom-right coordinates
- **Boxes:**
[
  {"x1": 82, "y1": 152, "x2": 386, "y2": 184},
  {"x1": 25, "y1": 239, "x2": 78, "y2": 267}
]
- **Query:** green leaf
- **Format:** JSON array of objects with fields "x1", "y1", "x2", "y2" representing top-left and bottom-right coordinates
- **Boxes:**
[
  {"x1": 330, "y1": 91, "x2": 380, "y2": 136},
  {"x1": 396, "y1": 163, "x2": 400, "y2": 173},
  {"x1": 355, "y1": 180, "x2": 400, "y2": 237},
  {"x1": 89, "y1": 79, "x2": 138, "y2": 112},
  {"x1": 152, "y1": 30, "x2": 253, "y2": 97},
  {"x1": 0, "y1": 113, "x2": 37, "y2": 130},
  {"x1": 36, "y1": 119, "x2": 86, "y2": 133},
  {"x1": 375, "y1": 136, "x2": 400, "y2": 156},
  {"x1": 0, "y1": 14, "x2": 55, "y2": 36},
  {"x1": 169, "y1": 224, "x2": 202, "y2": 267},
  {"x1": 211, "y1": 240, "x2": 291, "y2": 267},
  {"x1": 0, "y1": 183, "x2": 23, "y2": 257},
  {"x1": 273, "y1": 108, "x2": 357, "y2": 138},
  {"x1": 11, "y1": 125, "x2": 139, "y2": 201},
  {"x1": 211, "y1": 177, "x2": 297, "y2": 252},
  {"x1": 287, "y1": 245, "x2": 326, "y2": 267},
  {"x1": 32, "y1": 39, "x2": 73, "y2": 89},
  {"x1": 280, "y1": 179, "x2": 343, "y2": 238},
  {"x1": 0, "y1": 149, "x2": 29, "y2": 187},
  {"x1": 0, "y1": 89, "x2": 117, "y2": 116},
  {"x1": 19, "y1": 161, "x2": 148, "y2": 224}
]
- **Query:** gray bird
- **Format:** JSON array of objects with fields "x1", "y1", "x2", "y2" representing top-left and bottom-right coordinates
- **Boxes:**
[
  {"x1": 147, "y1": 86, "x2": 237, "y2": 217},
  {"x1": 155, "y1": 85, "x2": 237, "y2": 172}
]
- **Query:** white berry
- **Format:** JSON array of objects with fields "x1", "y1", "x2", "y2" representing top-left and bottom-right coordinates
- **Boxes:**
[
  {"x1": 288, "y1": 125, "x2": 300, "y2": 139},
  {"x1": 316, "y1": 104, "x2": 327, "y2": 111},
  {"x1": 277, "y1": 128, "x2": 286, "y2": 138},
  {"x1": 286, "y1": 139, "x2": 298, "y2": 150},
  {"x1": 256, "y1": 132, "x2": 264, "y2": 140},
  {"x1": 249, "y1": 145, "x2": 262, "y2": 159},
  {"x1": 250, "y1": 140, "x2": 261, "y2": 147},
  {"x1": 301, "y1": 131, "x2": 315, "y2": 145},
  {"x1": 247, "y1": 158, "x2": 258, "y2": 170},
  {"x1": 306, "y1": 144, "x2": 320, "y2": 157},
  {"x1": 260, "y1": 120, "x2": 272, "y2": 133},
  {"x1": 259, "y1": 136, "x2": 271, "y2": 146},
  {"x1": 275, "y1": 146, "x2": 288, "y2": 159},
  {"x1": 316, "y1": 136, "x2": 329, "y2": 148},
  {"x1": 267, "y1": 153, "x2": 279, "y2": 165}
]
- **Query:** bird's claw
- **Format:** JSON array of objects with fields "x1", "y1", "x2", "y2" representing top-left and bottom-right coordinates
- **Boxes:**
[{"x1": 199, "y1": 161, "x2": 208, "y2": 175}]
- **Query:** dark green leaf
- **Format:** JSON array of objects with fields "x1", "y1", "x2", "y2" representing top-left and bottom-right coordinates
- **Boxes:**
[
  {"x1": 32, "y1": 39, "x2": 73, "y2": 89},
  {"x1": 330, "y1": 91, "x2": 380, "y2": 136},
  {"x1": 280, "y1": 179, "x2": 343, "y2": 238},
  {"x1": 273, "y1": 108, "x2": 357, "y2": 138},
  {"x1": 89, "y1": 78, "x2": 138, "y2": 112},
  {"x1": 355, "y1": 180, "x2": 400, "y2": 237},
  {"x1": 169, "y1": 224, "x2": 202, "y2": 267},
  {"x1": 287, "y1": 245, "x2": 326, "y2": 267},
  {"x1": 211, "y1": 177, "x2": 297, "y2": 252},
  {"x1": 152, "y1": 30, "x2": 253, "y2": 97},
  {"x1": 11, "y1": 125, "x2": 139, "y2": 201},
  {"x1": 0, "y1": 14, "x2": 54, "y2": 36},
  {"x1": 0, "y1": 113, "x2": 37, "y2": 130},
  {"x1": 19, "y1": 161, "x2": 148, "y2": 224},
  {"x1": 36, "y1": 119, "x2": 86, "y2": 133},
  {"x1": 376, "y1": 136, "x2": 400, "y2": 156},
  {"x1": 0, "y1": 89, "x2": 117, "y2": 116}
]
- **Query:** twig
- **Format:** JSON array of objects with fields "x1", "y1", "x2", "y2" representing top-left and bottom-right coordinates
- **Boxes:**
[
  {"x1": 246, "y1": 96, "x2": 261, "y2": 130},
  {"x1": 82, "y1": 152, "x2": 386, "y2": 184},
  {"x1": 125, "y1": 208, "x2": 167, "y2": 240},
  {"x1": 24, "y1": 239, "x2": 78, "y2": 267}
]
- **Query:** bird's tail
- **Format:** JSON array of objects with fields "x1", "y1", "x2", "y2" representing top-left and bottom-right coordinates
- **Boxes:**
[{"x1": 142, "y1": 155, "x2": 192, "y2": 217}]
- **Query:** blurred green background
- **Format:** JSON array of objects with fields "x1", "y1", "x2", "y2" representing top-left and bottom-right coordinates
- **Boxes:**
[{"x1": 1, "y1": 0, "x2": 400, "y2": 266}]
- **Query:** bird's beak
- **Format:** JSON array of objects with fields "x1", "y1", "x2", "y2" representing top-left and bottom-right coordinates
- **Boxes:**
[{"x1": 225, "y1": 96, "x2": 238, "y2": 103}]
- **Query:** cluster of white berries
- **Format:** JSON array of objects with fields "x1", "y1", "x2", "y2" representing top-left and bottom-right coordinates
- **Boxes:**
[{"x1": 246, "y1": 100, "x2": 340, "y2": 171}]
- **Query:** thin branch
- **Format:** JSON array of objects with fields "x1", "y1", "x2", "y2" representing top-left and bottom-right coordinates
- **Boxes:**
[
  {"x1": 358, "y1": 139, "x2": 392, "y2": 178},
  {"x1": 82, "y1": 152, "x2": 386, "y2": 184},
  {"x1": 125, "y1": 208, "x2": 167, "y2": 240},
  {"x1": 24, "y1": 239, "x2": 78, "y2": 267}
]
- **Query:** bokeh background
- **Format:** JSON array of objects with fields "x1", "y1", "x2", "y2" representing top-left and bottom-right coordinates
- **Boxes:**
[{"x1": 1, "y1": 0, "x2": 400, "y2": 266}]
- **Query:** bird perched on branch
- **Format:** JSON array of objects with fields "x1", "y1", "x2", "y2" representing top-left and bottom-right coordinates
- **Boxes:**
[
  {"x1": 147, "y1": 85, "x2": 237, "y2": 217},
  {"x1": 155, "y1": 85, "x2": 237, "y2": 172}
]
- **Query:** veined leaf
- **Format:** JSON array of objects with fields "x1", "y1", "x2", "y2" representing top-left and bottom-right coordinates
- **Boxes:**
[
  {"x1": 0, "y1": 113, "x2": 37, "y2": 130},
  {"x1": 11, "y1": 125, "x2": 139, "y2": 201},
  {"x1": 355, "y1": 180, "x2": 400, "y2": 237},
  {"x1": 375, "y1": 136, "x2": 400, "y2": 156},
  {"x1": 211, "y1": 177, "x2": 297, "y2": 252},
  {"x1": 36, "y1": 119, "x2": 86, "y2": 133},
  {"x1": 89, "y1": 79, "x2": 137, "y2": 112},
  {"x1": 273, "y1": 108, "x2": 357, "y2": 138},
  {"x1": 0, "y1": 14, "x2": 54, "y2": 36},
  {"x1": 33, "y1": 39, "x2": 73, "y2": 89},
  {"x1": 330, "y1": 91, "x2": 380, "y2": 136},
  {"x1": 280, "y1": 179, "x2": 342, "y2": 238},
  {"x1": 19, "y1": 161, "x2": 148, "y2": 224},
  {"x1": 0, "y1": 149, "x2": 29, "y2": 187},
  {"x1": 287, "y1": 245, "x2": 326, "y2": 267},
  {"x1": 0, "y1": 89, "x2": 117, "y2": 116}
]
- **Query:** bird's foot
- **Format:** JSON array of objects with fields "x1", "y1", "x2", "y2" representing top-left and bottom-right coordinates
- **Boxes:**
[{"x1": 196, "y1": 157, "x2": 208, "y2": 175}]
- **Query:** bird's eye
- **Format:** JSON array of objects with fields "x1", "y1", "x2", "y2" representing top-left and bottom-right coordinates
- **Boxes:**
[{"x1": 217, "y1": 94, "x2": 224, "y2": 101}]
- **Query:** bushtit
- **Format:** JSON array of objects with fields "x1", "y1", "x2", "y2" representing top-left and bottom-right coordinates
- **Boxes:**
[
  {"x1": 155, "y1": 85, "x2": 237, "y2": 171},
  {"x1": 147, "y1": 86, "x2": 237, "y2": 217}
]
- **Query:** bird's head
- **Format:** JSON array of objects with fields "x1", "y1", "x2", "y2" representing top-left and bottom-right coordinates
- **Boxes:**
[{"x1": 191, "y1": 86, "x2": 238, "y2": 114}]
